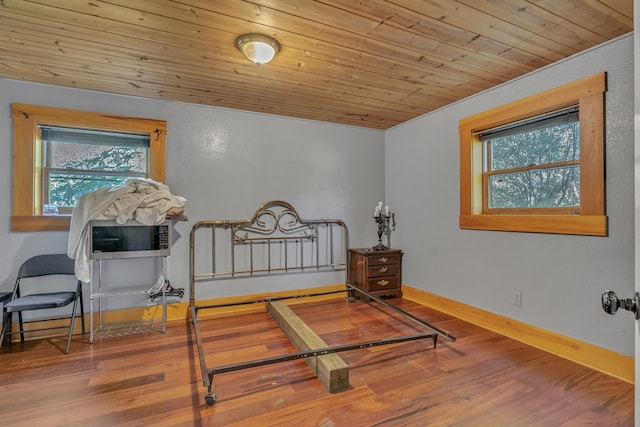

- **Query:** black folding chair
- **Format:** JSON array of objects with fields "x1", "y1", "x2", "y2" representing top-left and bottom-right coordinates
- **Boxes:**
[{"x1": 1, "y1": 254, "x2": 85, "y2": 354}]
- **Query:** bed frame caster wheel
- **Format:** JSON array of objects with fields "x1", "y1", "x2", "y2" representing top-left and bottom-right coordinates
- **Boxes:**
[{"x1": 205, "y1": 393, "x2": 217, "y2": 405}]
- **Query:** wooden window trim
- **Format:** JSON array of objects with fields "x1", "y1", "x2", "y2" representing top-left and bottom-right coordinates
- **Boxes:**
[
  {"x1": 458, "y1": 73, "x2": 607, "y2": 236},
  {"x1": 11, "y1": 104, "x2": 166, "y2": 232}
]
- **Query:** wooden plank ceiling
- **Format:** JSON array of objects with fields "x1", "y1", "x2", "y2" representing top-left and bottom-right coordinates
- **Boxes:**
[{"x1": 0, "y1": 0, "x2": 632, "y2": 129}]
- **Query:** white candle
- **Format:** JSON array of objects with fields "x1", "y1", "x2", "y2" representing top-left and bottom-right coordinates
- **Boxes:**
[{"x1": 384, "y1": 205, "x2": 390, "y2": 216}]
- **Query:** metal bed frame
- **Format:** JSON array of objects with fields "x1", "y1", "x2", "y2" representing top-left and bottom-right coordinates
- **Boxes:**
[{"x1": 189, "y1": 200, "x2": 455, "y2": 405}]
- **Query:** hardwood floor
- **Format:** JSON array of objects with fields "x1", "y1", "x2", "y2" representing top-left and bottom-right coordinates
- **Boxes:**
[{"x1": 0, "y1": 297, "x2": 633, "y2": 426}]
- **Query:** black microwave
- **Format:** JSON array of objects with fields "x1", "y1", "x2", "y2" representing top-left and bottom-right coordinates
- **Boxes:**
[{"x1": 89, "y1": 220, "x2": 171, "y2": 259}]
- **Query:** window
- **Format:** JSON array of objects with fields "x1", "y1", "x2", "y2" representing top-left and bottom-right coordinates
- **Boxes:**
[
  {"x1": 11, "y1": 104, "x2": 166, "y2": 232},
  {"x1": 459, "y1": 73, "x2": 606, "y2": 236}
]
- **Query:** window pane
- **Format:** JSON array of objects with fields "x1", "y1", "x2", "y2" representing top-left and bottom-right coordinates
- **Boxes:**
[
  {"x1": 49, "y1": 141, "x2": 148, "y2": 173},
  {"x1": 41, "y1": 125, "x2": 151, "y2": 209},
  {"x1": 488, "y1": 116, "x2": 579, "y2": 172},
  {"x1": 489, "y1": 165, "x2": 580, "y2": 209}
]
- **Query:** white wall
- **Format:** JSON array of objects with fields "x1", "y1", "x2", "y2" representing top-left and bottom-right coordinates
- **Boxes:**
[
  {"x1": 386, "y1": 34, "x2": 635, "y2": 356},
  {"x1": 0, "y1": 80, "x2": 385, "y2": 305}
]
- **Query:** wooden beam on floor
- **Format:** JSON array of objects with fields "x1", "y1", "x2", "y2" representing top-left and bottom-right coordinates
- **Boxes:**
[{"x1": 266, "y1": 299, "x2": 349, "y2": 393}]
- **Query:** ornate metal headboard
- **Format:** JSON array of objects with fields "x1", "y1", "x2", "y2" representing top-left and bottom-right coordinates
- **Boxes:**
[{"x1": 189, "y1": 200, "x2": 350, "y2": 301}]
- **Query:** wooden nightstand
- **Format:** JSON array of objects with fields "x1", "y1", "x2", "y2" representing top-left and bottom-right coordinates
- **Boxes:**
[{"x1": 348, "y1": 248, "x2": 403, "y2": 301}]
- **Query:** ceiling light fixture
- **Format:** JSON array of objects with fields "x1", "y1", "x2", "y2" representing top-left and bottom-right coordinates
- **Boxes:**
[{"x1": 235, "y1": 33, "x2": 280, "y2": 65}]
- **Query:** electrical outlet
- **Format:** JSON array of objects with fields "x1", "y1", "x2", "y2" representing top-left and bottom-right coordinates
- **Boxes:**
[{"x1": 513, "y1": 292, "x2": 522, "y2": 306}]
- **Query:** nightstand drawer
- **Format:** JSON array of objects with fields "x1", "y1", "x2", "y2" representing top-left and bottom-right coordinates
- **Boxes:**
[
  {"x1": 368, "y1": 277, "x2": 400, "y2": 292},
  {"x1": 368, "y1": 254, "x2": 399, "y2": 266},
  {"x1": 367, "y1": 264, "x2": 399, "y2": 278}
]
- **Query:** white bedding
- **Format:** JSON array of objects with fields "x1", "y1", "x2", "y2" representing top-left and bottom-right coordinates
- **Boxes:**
[{"x1": 67, "y1": 178, "x2": 187, "y2": 283}]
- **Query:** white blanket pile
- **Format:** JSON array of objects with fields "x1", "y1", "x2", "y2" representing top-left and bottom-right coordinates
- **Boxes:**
[{"x1": 67, "y1": 178, "x2": 187, "y2": 283}]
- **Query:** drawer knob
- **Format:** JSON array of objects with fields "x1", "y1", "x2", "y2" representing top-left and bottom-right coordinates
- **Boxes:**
[
  {"x1": 379, "y1": 267, "x2": 389, "y2": 273},
  {"x1": 377, "y1": 279, "x2": 390, "y2": 287},
  {"x1": 378, "y1": 257, "x2": 388, "y2": 263}
]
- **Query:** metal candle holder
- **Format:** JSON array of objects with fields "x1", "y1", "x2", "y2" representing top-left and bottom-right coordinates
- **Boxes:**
[{"x1": 373, "y1": 202, "x2": 396, "y2": 251}]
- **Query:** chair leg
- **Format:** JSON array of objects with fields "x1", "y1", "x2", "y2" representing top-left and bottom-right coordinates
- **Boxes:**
[
  {"x1": 79, "y1": 290, "x2": 86, "y2": 335},
  {"x1": 0, "y1": 311, "x2": 10, "y2": 347},
  {"x1": 65, "y1": 299, "x2": 79, "y2": 354},
  {"x1": 17, "y1": 312, "x2": 25, "y2": 343}
]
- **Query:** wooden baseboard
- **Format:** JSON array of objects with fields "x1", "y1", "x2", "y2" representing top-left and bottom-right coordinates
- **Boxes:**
[{"x1": 402, "y1": 285, "x2": 634, "y2": 384}]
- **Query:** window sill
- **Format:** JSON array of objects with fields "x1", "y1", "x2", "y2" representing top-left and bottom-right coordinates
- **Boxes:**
[
  {"x1": 459, "y1": 214, "x2": 607, "y2": 236},
  {"x1": 11, "y1": 215, "x2": 71, "y2": 232}
]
